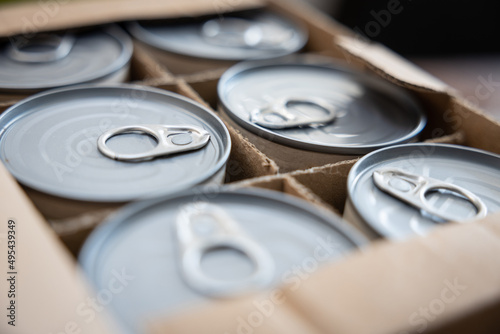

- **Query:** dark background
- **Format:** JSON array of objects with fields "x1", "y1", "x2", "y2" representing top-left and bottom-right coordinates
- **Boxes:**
[{"x1": 333, "y1": 0, "x2": 500, "y2": 56}]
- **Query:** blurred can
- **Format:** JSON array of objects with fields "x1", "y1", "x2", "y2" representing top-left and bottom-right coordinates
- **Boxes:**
[
  {"x1": 127, "y1": 9, "x2": 307, "y2": 74},
  {"x1": 345, "y1": 143, "x2": 500, "y2": 240},
  {"x1": 0, "y1": 25, "x2": 133, "y2": 94},
  {"x1": 218, "y1": 56, "x2": 427, "y2": 172},
  {"x1": 80, "y1": 187, "x2": 365, "y2": 334}
]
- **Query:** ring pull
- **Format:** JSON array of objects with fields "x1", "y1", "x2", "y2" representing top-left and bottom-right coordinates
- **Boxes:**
[
  {"x1": 97, "y1": 124, "x2": 210, "y2": 162},
  {"x1": 201, "y1": 18, "x2": 264, "y2": 48},
  {"x1": 176, "y1": 202, "x2": 275, "y2": 297},
  {"x1": 251, "y1": 96, "x2": 337, "y2": 129},
  {"x1": 7, "y1": 33, "x2": 75, "y2": 63},
  {"x1": 373, "y1": 168, "x2": 488, "y2": 223}
]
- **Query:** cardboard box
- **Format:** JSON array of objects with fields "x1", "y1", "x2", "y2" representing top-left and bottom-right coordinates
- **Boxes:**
[{"x1": 1, "y1": 0, "x2": 500, "y2": 333}]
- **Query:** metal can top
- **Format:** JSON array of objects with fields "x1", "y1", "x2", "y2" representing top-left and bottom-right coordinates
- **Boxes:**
[
  {"x1": 127, "y1": 10, "x2": 307, "y2": 61},
  {"x1": 218, "y1": 56, "x2": 427, "y2": 154},
  {"x1": 0, "y1": 26, "x2": 132, "y2": 92},
  {"x1": 0, "y1": 85, "x2": 230, "y2": 202},
  {"x1": 347, "y1": 143, "x2": 500, "y2": 239},
  {"x1": 80, "y1": 187, "x2": 365, "y2": 333}
]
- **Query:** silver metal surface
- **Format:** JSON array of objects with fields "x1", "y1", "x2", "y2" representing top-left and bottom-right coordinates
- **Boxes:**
[
  {"x1": 347, "y1": 144, "x2": 500, "y2": 239},
  {"x1": 6, "y1": 33, "x2": 75, "y2": 63},
  {"x1": 80, "y1": 187, "x2": 365, "y2": 334},
  {"x1": 127, "y1": 10, "x2": 307, "y2": 61},
  {"x1": 373, "y1": 168, "x2": 488, "y2": 222},
  {"x1": 218, "y1": 56, "x2": 426, "y2": 154},
  {"x1": 97, "y1": 124, "x2": 210, "y2": 162},
  {"x1": 0, "y1": 85, "x2": 230, "y2": 202},
  {"x1": 250, "y1": 96, "x2": 337, "y2": 129},
  {"x1": 0, "y1": 25, "x2": 132, "y2": 92},
  {"x1": 176, "y1": 202, "x2": 275, "y2": 297}
]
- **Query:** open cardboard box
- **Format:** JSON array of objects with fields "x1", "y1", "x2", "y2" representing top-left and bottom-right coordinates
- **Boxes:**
[{"x1": 1, "y1": 0, "x2": 500, "y2": 333}]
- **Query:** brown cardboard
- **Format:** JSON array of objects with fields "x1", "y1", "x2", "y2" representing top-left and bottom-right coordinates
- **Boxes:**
[
  {"x1": 144, "y1": 212, "x2": 500, "y2": 334},
  {"x1": 0, "y1": 0, "x2": 265, "y2": 37},
  {"x1": 0, "y1": 163, "x2": 119, "y2": 334},
  {"x1": 146, "y1": 294, "x2": 324, "y2": 334},
  {"x1": 233, "y1": 173, "x2": 333, "y2": 213}
]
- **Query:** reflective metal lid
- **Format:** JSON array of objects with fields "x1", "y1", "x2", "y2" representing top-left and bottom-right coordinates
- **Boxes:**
[
  {"x1": 127, "y1": 10, "x2": 307, "y2": 60},
  {"x1": 0, "y1": 85, "x2": 230, "y2": 202},
  {"x1": 218, "y1": 56, "x2": 427, "y2": 154},
  {"x1": 348, "y1": 143, "x2": 500, "y2": 239},
  {"x1": 0, "y1": 26, "x2": 132, "y2": 92},
  {"x1": 80, "y1": 187, "x2": 364, "y2": 333}
]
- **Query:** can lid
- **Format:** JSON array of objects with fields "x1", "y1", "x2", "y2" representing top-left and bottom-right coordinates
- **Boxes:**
[
  {"x1": 0, "y1": 26, "x2": 132, "y2": 92},
  {"x1": 348, "y1": 143, "x2": 500, "y2": 239},
  {"x1": 127, "y1": 10, "x2": 307, "y2": 61},
  {"x1": 0, "y1": 85, "x2": 230, "y2": 202},
  {"x1": 79, "y1": 187, "x2": 364, "y2": 333},
  {"x1": 218, "y1": 56, "x2": 427, "y2": 154}
]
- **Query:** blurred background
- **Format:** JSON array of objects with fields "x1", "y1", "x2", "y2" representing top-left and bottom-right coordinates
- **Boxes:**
[{"x1": 308, "y1": 0, "x2": 500, "y2": 120}]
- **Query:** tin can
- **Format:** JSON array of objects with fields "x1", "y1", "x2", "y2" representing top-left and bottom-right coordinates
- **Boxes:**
[
  {"x1": 0, "y1": 84, "x2": 231, "y2": 220},
  {"x1": 345, "y1": 143, "x2": 500, "y2": 240},
  {"x1": 127, "y1": 9, "x2": 307, "y2": 75},
  {"x1": 217, "y1": 55, "x2": 427, "y2": 172},
  {"x1": 79, "y1": 187, "x2": 365, "y2": 334},
  {"x1": 0, "y1": 25, "x2": 132, "y2": 94}
]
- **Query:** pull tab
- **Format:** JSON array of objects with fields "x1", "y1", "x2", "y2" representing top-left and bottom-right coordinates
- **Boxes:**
[
  {"x1": 6, "y1": 33, "x2": 75, "y2": 63},
  {"x1": 373, "y1": 168, "x2": 487, "y2": 222},
  {"x1": 176, "y1": 202, "x2": 275, "y2": 297},
  {"x1": 97, "y1": 124, "x2": 210, "y2": 162},
  {"x1": 201, "y1": 18, "x2": 264, "y2": 48},
  {"x1": 251, "y1": 96, "x2": 337, "y2": 129}
]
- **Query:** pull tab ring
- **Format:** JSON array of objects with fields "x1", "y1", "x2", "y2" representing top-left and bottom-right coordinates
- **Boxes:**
[
  {"x1": 7, "y1": 33, "x2": 75, "y2": 63},
  {"x1": 97, "y1": 124, "x2": 210, "y2": 162},
  {"x1": 176, "y1": 202, "x2": 275, "y2": 297},
  {"x1": 373, "y1": 168, "x2": 488, "y2": 222},
  {"x1": 251, "y1": 96, "x2": 337, "y2": 129}
]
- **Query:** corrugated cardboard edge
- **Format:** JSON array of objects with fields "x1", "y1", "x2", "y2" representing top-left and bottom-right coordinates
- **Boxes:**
[
  {"x1": 334, "y1": 34, "x2": 451, "y2": 93},
  {"x1": 0, "y1": 162, "x2": 119, "y2": 334},
  {"x1": 0, "y1": 0, "x2": 265, "y2": 37}
]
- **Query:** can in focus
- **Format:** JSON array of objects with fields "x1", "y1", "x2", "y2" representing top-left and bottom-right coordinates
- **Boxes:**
[
  {"x1": 345, "y1": 143, "x2": 500, "y2": 240},
  {"x1": 218, "y1": 55, "x2": 427, "y2": 172},
  {"x1": 0, "y1": 84, "x2": 231, "y2": 220}
]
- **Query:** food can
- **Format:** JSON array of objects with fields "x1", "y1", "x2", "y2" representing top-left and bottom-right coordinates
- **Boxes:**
[
  {"x1": 345, "y1": 143, "x2": 500, "y2": 240},
  {"x1": 217, "y1": 56, "x2": 427, "y2": 172},
  {"x1": 79, "y1": 187, "x2": 365, "y2": 334},
  {"x1": 0, "y1": 25, "x2": 132, "y2": 94},
  {"x1": 127, "y1": 9, "x2": 307, "y2": 75},
  {"x1": 0, "y1": 84, "x2": 231, "y2": 221}
]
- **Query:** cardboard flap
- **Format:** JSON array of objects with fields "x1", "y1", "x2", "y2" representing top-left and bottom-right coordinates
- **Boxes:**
[
  {"x1": 335, "y1": 34, "x2": 450, "y2": 93},
  {"x1": 0, "y1": 163, "x2": 118, "y2": 334},
  {"x1": 0, "y1": 0, "x2": 265, "y2": 37}
]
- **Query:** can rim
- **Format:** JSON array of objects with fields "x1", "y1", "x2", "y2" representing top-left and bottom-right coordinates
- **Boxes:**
[
  {"x1": 126, "y1": 11, "x2": 308, "y2": 61},
  {"x1": 0, "y1": 84, "x2": 231, "y2": 203},
  {"x1": 346, "y1": 143, "x2": 500, "y2": 238},
  {"x1": 218, "y1": 55, "x2": 427, "y2": 154},
  {"x1": 79, "y1": 185, "x2": 368, "y2": 283},
  {"x1": 0, "y1": 25, "x2": 133, "y2": 92}
]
